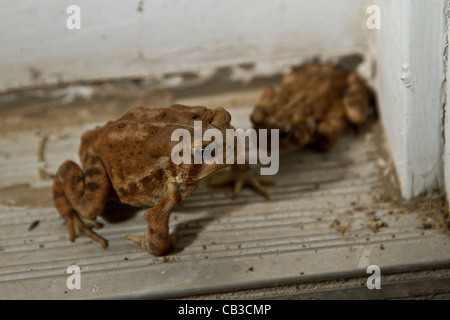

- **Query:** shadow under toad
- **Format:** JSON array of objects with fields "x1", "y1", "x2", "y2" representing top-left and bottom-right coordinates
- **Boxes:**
[{"x1": 101, "y1": 201, "x2": 140, "y2": 223}]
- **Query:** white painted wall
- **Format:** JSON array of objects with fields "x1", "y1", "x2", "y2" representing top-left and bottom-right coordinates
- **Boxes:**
[
  {"x1": 445, "y1": 3, "x2": 450, "y2": 204},
  {"x1": 0, "y1": 0, "x2": 368, "y2": 91},
  {"x1": 373, "y1": 0, "x2": 448, "y2": 199}
]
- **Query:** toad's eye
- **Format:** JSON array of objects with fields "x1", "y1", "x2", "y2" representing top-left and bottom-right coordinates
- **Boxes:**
[
  {"x1": 193, "y1": 147, "x2": 204, "y2": 159},
  {"x1": 225, "y1": 110, "x2": 232, "y2": 124},
  {"x1": 280, "y1": 125, "x2": 292, "y2": 139}
]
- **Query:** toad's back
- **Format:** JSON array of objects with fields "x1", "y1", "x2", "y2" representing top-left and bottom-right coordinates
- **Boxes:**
[{"x1": 77, "y1": 105, "x2": 233, "y2": 206}]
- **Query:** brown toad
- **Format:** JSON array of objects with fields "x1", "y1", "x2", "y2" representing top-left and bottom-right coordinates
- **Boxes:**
[
  {"x1": 209, "y1": 63, "x2": 371, "y2": 197},
  {"x1": 52, "y1": 104, "x2": 236, "y2": 256},
  {"x1": 251, "y1": 63, "x2": 370, "y2": 152}
]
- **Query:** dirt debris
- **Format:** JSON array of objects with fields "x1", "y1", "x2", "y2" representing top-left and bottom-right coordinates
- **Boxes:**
[
  {"x1": 27, "y1": 220, "x2": 40, "y2": 231},
  {"x1": 411, "y1": 195, "x2": 450, "y2": 236},
  {"x1": 329, "y1": 218, "x2": 352, "y2": 235}
]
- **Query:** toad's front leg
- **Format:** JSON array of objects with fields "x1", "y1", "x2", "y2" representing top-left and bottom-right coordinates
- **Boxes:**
[{"x1": 125, "y1": 184, "x2": 179, "y2": 256}]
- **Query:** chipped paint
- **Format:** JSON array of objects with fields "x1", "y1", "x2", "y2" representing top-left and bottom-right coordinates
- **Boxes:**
[{"x1": 400, "y1": 64, "x2": 414, "y2": 90}]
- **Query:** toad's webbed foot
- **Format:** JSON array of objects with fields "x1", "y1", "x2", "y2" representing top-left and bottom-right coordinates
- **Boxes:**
[
  {"x1": 67, "y1": 209, "x2": 108, "y2": 249},
  {"x1": 208, "y1": 164, "x2": 275, "y2": 200}
]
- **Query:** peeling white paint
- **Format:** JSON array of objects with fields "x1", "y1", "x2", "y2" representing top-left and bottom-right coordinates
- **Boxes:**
[{"x1": 400, "y1": 64, "x2": 414, "y2": 90}]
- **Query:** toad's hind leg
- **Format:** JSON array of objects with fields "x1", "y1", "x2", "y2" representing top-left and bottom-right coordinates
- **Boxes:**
[
  {"x1": 53, "y1": 158, "x2": 111, "y2": 248},
  {"x1": 343, "y1": 73, "x2": 370, "y2": 125},
  {"x1": 125, "y1": 184, "x2": 179, "y2": 256},
  {"x1": 314, "y1": 101, "x2": 348, "y2": 152}
]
